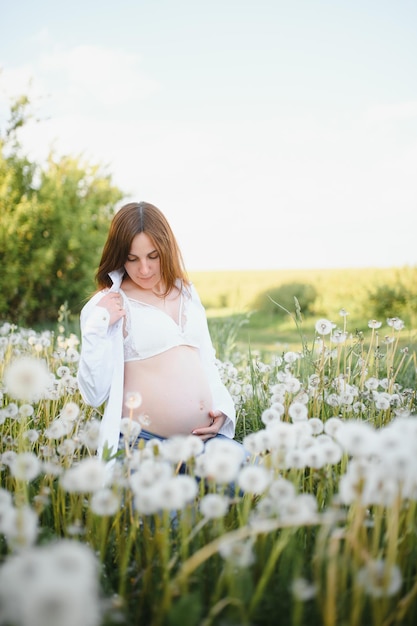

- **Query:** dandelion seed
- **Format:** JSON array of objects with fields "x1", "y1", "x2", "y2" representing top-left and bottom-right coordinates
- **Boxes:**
[
  {"x1": 60, "y1": 458, "x2": 107, "y2": 493},
  {"x1": 365, "y1": 377, "x2": 380, "y2": 390},
  {"x1": 119, "y1": 417, "x2": 142, "y2": 441},
  {"x1": 315, "y1": 318, "x2": 333, "y2": 335},
  {"x1": 331, "y1": 330, "x2": 348, "y2": 344},
  {"x1": 4, "y1": 356, "x2": 51, "y2": 402},
  {"x1": 60, "y1": 402, "x2": 80, "y2": 422},
  {"x1": 308, "y1": 417, "x2": 324, "y2": 435},
  {"x1": 19, "y1": 404, "x2": 34, "y2": 418},
  {"x1": 334, "y1": 420, "x2": 377, "y2": 457},
  {"x1": 200, "y1": 493, "x2": 230, "y2": 519},
  {"x1": 368, "y1": 320, "x2": 382, "y2": 329},
  {"x1": 238, "y1": 465, "x2": 271, "y2": 494},
  {"x1": 261, "y1": 407, "x2": 282, "y2": 425},
  {"x1": 357, "y1": 559, "x2": 402, "y2": 598},
  {"x1": 125, "y1": 391, "x2": 142, "y2": 409},
  {"x1": 3, "y1": 505, "x2": 39, "y2": 550},
  {"x1": 285, "y1": 377, "x2": 301, "y2": 394},
  {"x1": 292, "y1": 577, "x2": 317, "y2": 601},
  {"x1": 0, "y1": 540, "x2": 102, "y2": 626},
  {"x1": 288, "y1": 401, "x2": 308, "y2": 422},
  {"x1": 90, "y1": 488, "x2": 120, "y2": 516},
  {"x1": 387, "y1": 317, "x2": 405, "y2": 331},
  {"x1": 339, "y1": 308, "x2": 349, "y2": 317},
  {"x1": 219, "y1": 538, "x2": 255, "y2": 567},
  {"x1": 284, "y1": 351, "x2": 300, "y2": 364},
  {"x1": 10, "y1": 452, "x2": 42, "y2": 482}
]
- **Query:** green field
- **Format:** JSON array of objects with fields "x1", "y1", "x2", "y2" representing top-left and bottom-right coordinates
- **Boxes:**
[{"x1": 189, "y1": 266, "x2": 417, "y2": 356}]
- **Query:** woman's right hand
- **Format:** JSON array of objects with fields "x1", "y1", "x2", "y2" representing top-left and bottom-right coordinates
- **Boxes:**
[{"x1": 97, "y1": 291, "x2": 126, "y2": 326}]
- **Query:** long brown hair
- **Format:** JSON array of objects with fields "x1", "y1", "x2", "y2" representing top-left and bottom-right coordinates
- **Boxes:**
[{"x1": 96, "y1": 202, "x2": 189, "y2": 294}]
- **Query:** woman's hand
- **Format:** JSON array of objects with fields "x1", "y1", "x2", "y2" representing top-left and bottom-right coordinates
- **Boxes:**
[
  {"x1": 97, "y1": 291, "x2": 126, "y2": 326},
  {"x1": 192, "y1": 410, "x2": 227, "y2": 442}
]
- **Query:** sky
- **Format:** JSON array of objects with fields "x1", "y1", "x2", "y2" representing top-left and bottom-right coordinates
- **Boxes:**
[{"x1": 1, "y1": 0, "x2": 417, "y2": 271}]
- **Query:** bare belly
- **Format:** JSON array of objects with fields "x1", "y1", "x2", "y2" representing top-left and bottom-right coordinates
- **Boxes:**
[{"x1": 123, "y1": 346, "x2": 213, "y2": 437}]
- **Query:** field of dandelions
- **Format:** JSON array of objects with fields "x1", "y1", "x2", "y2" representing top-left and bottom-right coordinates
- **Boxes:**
[{"x1": 1, "y1": 310, "x2": 417, "y2": 626}]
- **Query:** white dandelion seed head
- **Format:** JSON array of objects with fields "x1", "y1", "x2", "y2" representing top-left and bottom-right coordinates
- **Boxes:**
[
  {"x1": 219, "y1": 538, "x2": 255, "y2": 568},
  {"x1": 0, "y1": 540, "x2": 101, "y2": 626},
  {"x1": 90, "y1": 488, "x2": 120, "y2": 516},
  {"x1": 283, "y1": 351, "x2": 300, "y2": 364},
  {"x1": 10, "y1": 452, "x2": 42, "y2": 482},
  {"x1": 357, "y1": 559, "x2": 402, "y2": 598},
  {"x1": 3, "y1": 356, "x2": 52, "y2": 402},
  {"x1": 368, "y1": 319, "x2": 382, "y2": 329},
  {"x1": 315, "y1": 318, "x2": 334, "y2": 335},
  {"x1": 60, "y1": 402, "x2": 80, "y2": 422},
  {"x1": 60, "y1": 458, "x2": 108, "y2": 493},
  {"x1": 261, "y1": 407, "x2": 282, "y2": 425},
  {"x1": 334, "y1": 420, "x2": 377, "y2": 457},
  {"x1": 292, "y1": 577, "x2": 317, "y2": 601},
  {"x1": 308, "y1": 417, "x2": 324, "y2": 435},
  {"x1": 199, "y1": 493, "x2": 230, "y2": 519},
  {"x1": 124, "y1": 391, "x2": 142, "y2": 410},
  {"x1": 237, "y1": 464, "x2": 271, "y2": 495},
  {"x1": 387, "y1": 317, "x2": 405, "y2": 331},
  {"x1": 288, "y1": 401, "x2": 308, "y2": 423},
  {"x1": 2, "y1": 505, "x2": 39, "y2": 551},
  {"x1": 119, "y1": 417, "x2": 142, "y2": 440}
]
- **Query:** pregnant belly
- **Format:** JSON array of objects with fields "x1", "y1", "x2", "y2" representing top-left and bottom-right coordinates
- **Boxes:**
[{"x1": 123, "y1": 346, "x2": 213, "y2": 437}]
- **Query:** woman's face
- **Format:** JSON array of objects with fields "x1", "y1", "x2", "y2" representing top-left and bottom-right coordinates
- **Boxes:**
[{"x1": 124, "y1": 232, "x2": 163, "y2": 292}]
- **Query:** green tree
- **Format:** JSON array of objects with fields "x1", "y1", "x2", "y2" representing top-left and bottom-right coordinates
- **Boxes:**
[{"x1": 0, "y1": 96, "x2": 124, "y2": 325}]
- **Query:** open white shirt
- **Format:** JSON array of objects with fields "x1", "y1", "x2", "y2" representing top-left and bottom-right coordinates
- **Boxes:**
[{"x1": 77, "y1": 269, "x2": 236, "y2": 458}]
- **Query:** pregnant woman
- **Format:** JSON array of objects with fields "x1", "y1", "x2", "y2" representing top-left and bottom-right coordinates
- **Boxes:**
[{"x1": 77, "y1": 201, "x2": 237, "y2": 459}]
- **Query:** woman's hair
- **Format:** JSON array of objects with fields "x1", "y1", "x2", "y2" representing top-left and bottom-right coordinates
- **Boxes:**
[{"x1": 95, "y1": 201, "x2": 189, "y2": 294}]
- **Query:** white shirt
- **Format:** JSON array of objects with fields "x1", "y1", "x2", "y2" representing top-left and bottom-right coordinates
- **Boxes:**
[{"x1": 77, "y1": 269, "x2": 236, "y2": 458}]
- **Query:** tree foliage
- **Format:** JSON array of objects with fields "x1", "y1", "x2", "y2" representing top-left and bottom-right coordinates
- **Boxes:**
[{"x1": 0, "y1": 97, "x2": 124, "y2": 325}]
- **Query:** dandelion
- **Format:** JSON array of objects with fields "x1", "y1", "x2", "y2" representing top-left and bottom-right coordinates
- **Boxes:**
[
  {"x1": 331, "y1": 330, "x2": 348, "y2": 344},
  {"x1": 357, "y1": 559, "x2": 402, "y2": 598},
  {"x1": 10, "y1": 452, "x2": 42, "y2": 482},
  {"x1": 288, "y1": 402, "x2": 308, "y2": 422},
  {"x1": 219, "y1": 537, "x2": 255, "y2": 567},
  {"x1": 60, "y1": 402, "x2": 80, "y2": 422},
  {"x1": 202, "y1": 438, "x2": 246, "y2": 484},
  {"x1": 125, "y1": 391, "x2": 142, "y2": 409},
  {"x1": 90, "y1": 488, "x2": 120, "y2": 516},
  {"x1": 2, "y1": 505, "x2": 39, "y2": 551},
  {"x1": 284, "y1": 351, "x2": 300, "y2": 364},
  {"x1": 315, "y1": 318, "x2": 333, "y2": 335},
  {"x1": 261, "y1": 407, "x2": 282, "y2": 425},
  {"x1": 200, "y1": 493, "x2": 230, "y2": 519},
  {"x1": 60, "y1": 458, "x2": 107, "y2": 493},
  {"x1": 0, "y1": 540, "x2": 101, "y2": 626},
  {"x1": 18, "y1": 404, "x2": 34, "y2": 419},
  {"x1": 119, "y1": 417, "x2": 142, "y2": 441},
  {"x1": 285, "y1": 377, "x2": 301, "y2": 394},
  {"x1": 387, "y1": 317, "x2": 405, "y2": 331},
  {"x1": 368, "y1": 320, "x2": 382, "y2": 329},
  {"x1": 238, "y1": 465, "x2": 271, "y2": 495},
  {"x1": 308, "y1": 417, "x2": 324, "y2": 435},
  {"x1": 3, "y1": 356, "x2": 51, "y2": 402},
  {"x1": 292, "y1": 577, "x2": 317, "y2": 601},
  {"x1": 334, "y1": 420, "x2": 377, "y2": 457},
  {"x1": 78, "y1": 419, "x2": 101, "y2": 450}
]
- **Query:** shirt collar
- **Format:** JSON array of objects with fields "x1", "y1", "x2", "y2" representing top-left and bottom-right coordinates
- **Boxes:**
[{"x1": 108, "y1": 268, "x2": 125, "y2": 290}]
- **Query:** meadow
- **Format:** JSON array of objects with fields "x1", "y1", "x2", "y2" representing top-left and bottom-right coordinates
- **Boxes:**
[{"x1": 1, "y1": 266, "x2": 417, "y2": 625}]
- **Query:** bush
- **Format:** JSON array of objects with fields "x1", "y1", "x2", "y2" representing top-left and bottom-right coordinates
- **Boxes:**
[{"x1": 251, "y1": 282, "x2": 317, "y2": 318}]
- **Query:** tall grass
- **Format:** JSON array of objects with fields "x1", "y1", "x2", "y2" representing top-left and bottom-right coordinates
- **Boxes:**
[{"x1": 1, "y1": 309, "x2": 417, "y2": 625}]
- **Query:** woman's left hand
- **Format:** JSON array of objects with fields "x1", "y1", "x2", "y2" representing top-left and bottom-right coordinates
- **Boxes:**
[{"x1": 192, "y1": 410, "x2": 226, "y2": 442}]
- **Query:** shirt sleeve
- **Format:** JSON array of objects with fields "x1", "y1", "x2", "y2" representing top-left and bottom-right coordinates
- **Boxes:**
[
  {"x1": 190, "y1": 284, "x2": 236, "y2": 437},
  {"x1": 76, "y1": 298, "x2": 118, "y2": 407}
]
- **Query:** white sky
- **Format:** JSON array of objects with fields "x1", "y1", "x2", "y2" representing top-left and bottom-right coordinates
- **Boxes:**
[{"x1": 1, "y1": 0, "x2": 417, "y2": 270}]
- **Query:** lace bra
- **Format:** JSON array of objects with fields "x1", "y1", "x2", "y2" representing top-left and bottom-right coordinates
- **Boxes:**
[{"x1": 123, "y1": 290, "x2": 201, "y2": 362}]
